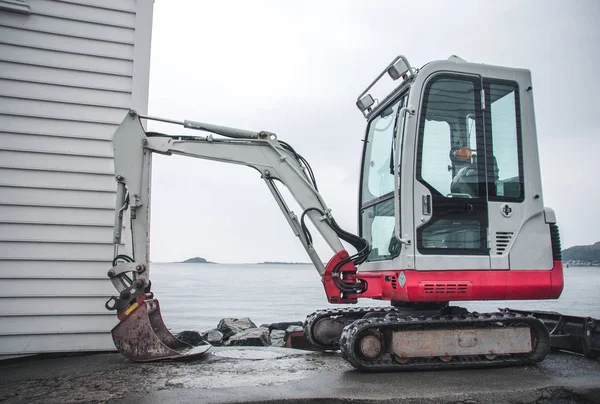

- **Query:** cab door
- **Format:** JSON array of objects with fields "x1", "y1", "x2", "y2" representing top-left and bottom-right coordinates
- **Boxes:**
[
  {"x1": 481, "y1": 72, "x2": 552, "y2": 271},
  {"x1": 413, "y1": 74, "x2": 491, "y2": 270}
]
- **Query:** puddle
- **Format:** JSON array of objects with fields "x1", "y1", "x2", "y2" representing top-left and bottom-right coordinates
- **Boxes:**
[{"x1": 210, "y1": 349, "x2": 287, "y2": 360}]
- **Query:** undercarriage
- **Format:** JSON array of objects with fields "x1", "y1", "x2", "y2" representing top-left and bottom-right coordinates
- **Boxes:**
[{"x1": 305, "y1": 304, "x2": 551, "y2": 371}]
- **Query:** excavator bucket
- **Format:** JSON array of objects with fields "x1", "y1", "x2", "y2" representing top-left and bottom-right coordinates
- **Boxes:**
[{"x1": 111, "y1": 297, "x2": 211, "y2": 362}]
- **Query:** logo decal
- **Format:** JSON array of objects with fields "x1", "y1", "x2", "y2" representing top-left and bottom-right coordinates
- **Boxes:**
[
  {"x1": 501, "y1": 204, "x2": 513, "y2": 218},
  {"x1": 399, "y1": 271, "x2": 407, "y2": 288}
]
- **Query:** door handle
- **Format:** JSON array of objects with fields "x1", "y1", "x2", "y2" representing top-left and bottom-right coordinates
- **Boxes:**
[{"x1": 422, "y1": 195, "x2": 431, "y2": 215}]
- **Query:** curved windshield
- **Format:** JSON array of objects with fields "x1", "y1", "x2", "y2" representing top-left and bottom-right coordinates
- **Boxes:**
[{"x1": 360, "y1": 93, "x2": 408, "y2": 261}]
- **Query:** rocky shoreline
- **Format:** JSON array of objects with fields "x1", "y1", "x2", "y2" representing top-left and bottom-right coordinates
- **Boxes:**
[{"x1": 176, "y1": 317, "x2": 309, "y2": 349}]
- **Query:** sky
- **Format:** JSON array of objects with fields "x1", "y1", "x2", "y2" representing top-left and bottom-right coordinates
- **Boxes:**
[{"x1": 146, "y1": 0, "x2": 600, "y2": 263}]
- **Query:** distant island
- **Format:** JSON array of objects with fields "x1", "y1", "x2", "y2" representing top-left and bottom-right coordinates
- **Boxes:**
[
  {"x1": 181, "y1": 257, "x2": 214, "y2": 264},
  {"x1": 259, "y1": 261, "x2": 311, "y2": 265},
  {"x1": 563, "y1": 241, "x2": 600, "y2": 267},
  {"x1": 178, "y1": 257, "x2": 312, "y2": 265}
]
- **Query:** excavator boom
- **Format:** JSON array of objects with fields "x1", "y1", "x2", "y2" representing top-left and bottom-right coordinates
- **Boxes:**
[{"x1": 106, "y1": 111, "x2": 367, "y2": 360}]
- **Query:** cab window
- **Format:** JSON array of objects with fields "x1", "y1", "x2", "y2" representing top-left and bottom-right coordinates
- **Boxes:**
[
  {"x1": 360, "y1": 93, "x2": 407, "y2": 261},
  {"x1": 485, "y1": 82, "x2": 523, "y2": 200}
]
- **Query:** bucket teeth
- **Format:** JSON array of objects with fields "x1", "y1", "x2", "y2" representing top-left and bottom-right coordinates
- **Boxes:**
[{"x1": 111, "y1": 298, "x2": 211, "y2": 362}]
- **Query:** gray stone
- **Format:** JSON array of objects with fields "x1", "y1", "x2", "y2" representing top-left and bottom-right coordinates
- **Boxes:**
[
  {"x1": 270, "y1": 329, "x2": 287, "y2": 347},
  {"x1": 225, "y1": 327, "x2": 271, "y2": 347},
  {"x1": 261, "y1": 321, "x2": 303, "y2": 332},
  {"x1": 286, "y1": 325, "x2": 304, "y2": 333},
  {"x1": 175, "y1": 330, "x2": 204, "y2": 346},
  {"x1": 217, "y1": 317, "x2": 257, "y2": 339},
  {"x1": 201, "y1": 329, "x2": 224, "y2": 346}
]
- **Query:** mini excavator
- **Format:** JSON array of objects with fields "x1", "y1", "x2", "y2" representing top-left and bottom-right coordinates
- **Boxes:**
[{"x1": 106, "y1": 55, "x2": 567, "y2": 371}]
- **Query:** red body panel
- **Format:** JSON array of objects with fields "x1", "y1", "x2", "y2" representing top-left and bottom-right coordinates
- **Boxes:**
[{"x1": 322, "y1": 251, "x2": 564, "y2": 304}]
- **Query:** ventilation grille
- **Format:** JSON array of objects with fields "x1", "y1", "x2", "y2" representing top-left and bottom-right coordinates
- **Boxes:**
[
  {"x1": 495, "y1": 232, "x2": 514, "y2": 255},
  {"x1": 419, "y1": 282, "x2": 471, "y2": 295},
  {"x1": 390, "y1": 276, "x2": 397, "y2": 289}
]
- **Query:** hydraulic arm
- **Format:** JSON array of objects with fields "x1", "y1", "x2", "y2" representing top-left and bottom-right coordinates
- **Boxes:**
[{"x1": 106, "y1": 110, "x2": 368, "y2": 360}]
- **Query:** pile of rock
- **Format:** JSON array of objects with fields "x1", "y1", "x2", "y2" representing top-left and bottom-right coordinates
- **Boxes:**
[{"x1": 176, "y1": 317, "x2": 306, "y2": 348}]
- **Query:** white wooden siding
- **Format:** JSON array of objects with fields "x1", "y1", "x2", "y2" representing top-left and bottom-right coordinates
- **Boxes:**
[
  {"x1": 0, "y1": 261, "x2": 110, "y2": 278},
  {"x1": 0, "y1": 187, "x2": 116, "y2": 208},
  {"x1": 0, "y1": 296, "x2": 114, "y2": 315},
  {"x1": 0, "y1": 0, "x2": 153, "y2": 357}
]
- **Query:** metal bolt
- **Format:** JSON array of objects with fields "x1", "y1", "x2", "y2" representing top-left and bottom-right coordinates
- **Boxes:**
[
  {"x1": 115, "y1": 232, "x2": 120, "y2": 238},
  {"x1": 129, "y1": 110, "x2": 136, "y2": 117},
  {"x1": 107, "y1": 270, "x2": 115, "y2": 277},
  {"x1": 142, "y1": 138, "x2": 148, "y2": 146},
  {"x1": 116, "y1": 175, "x2": 124, "y2": 181},
  {"x1": 264, "y1": 170, "x2": 271, "y2": 177},
  {"x1": 136, "y1": 265, "x2": 142, "y2": 271}
]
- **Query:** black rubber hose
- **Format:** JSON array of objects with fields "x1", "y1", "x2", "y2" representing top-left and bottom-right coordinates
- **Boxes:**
[
  {"x1": 300, "y1": 208, "x2": 369, "y2": 293},
  {"x1": 112, "y1": 254, "x2": 134, "y2": 267}
]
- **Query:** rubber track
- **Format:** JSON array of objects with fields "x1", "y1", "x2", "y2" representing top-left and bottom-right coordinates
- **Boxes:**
[
  {"x1": 304, "y1": 306, "x2": 398, "y2": 350},
  {"x1": 339, "y1": 312, "x2": 551, "y2": 372}
]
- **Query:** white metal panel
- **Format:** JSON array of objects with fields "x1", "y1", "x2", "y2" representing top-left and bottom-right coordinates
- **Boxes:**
[
  {"x1": 0, "y1": 279, "x2": 115, "y2": 297},
  {"x1": 0, "y1": 61, "x2": 132, "y2": 92},
  {"x1": 0, "y1": 241, "x2": 113, "y2": 260},
  {"x1": 0, "y1": 43, "x2": 133, "y2": 75},
  {"x1": 0, "y1": 168, "x2": 115, "y2": 191},
  {"x1": 0, "y1": 96, "x2": 130, "y2": 123},
  {"x1": 0, "y1": 115, "x2": 118, "y2": 140},
  {"x1": 59, "y1": 0, "x2": 137, "y2": 13},
  {"x1": 0, "y1": 78, "x2": 131, "y2": 108},
  {"x1": 0, "y1": 297, "x2": 112, "y2": 315},
  {"x1": 0, "y1": 187, "x2": 116, "y2": 209},
  {"x1": 0, "y1": 260, "x2": 110, "y2": 279},
  {"x1": 0, "y1": 149, "x2": 112, "y2": 173},
  {"x1": 508, "y1": 213, "x2": 554, "y2": 270},
  {"x1": 0, "y1": 133, "x2": 113, "y2": 157},
  {"x1": 0, "y1": 150, "x2": 113, "y2": 174},
  {"x1": 0, "y1": 314, "x2": 117, "y2": 335},
  {"x1": 0, "y1": 0, "x2": 30, "y2": 14},
  {"x1": 0, "y1": 205, "x2": 114, "y2": 225},
  {"x1": 0, "y1": 25, "x2": 134, "y2": 59},
  {"x1": 29, "y1": 0, "x2": 136, "y2": 28},
  {"x1": 0, "y1": 223, "x2": 113, "y2": 244},
  {"x1": 0, "y1": 13, "x2": 135, "y2": 43},
  {"x1": 0, "y1": 333, "x2": 116, "y2": 354},
  {"x1": 0, "y1": 0, "x2": 153, "y2": 357}
]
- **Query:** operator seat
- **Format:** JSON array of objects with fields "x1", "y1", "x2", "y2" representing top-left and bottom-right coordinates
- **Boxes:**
[{"x1": 450, "y1": 156, "x2": 499, "y2": 198}]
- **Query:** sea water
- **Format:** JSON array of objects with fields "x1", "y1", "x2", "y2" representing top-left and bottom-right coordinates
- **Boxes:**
[{"x1": 150, "y1": 263, "x2": 600, "y2": 333}]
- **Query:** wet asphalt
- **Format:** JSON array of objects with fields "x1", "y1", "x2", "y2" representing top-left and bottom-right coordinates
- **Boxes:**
[{"x1": 0, "y1": 347, "x2": 598, "y2": 404}]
